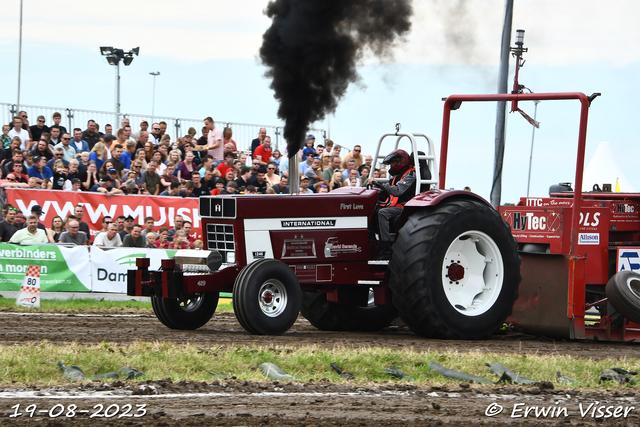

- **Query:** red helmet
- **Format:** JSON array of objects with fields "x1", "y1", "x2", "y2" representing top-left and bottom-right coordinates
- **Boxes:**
[{"x1": 383, "y1": 149, "x2": 411, "y2": 175}]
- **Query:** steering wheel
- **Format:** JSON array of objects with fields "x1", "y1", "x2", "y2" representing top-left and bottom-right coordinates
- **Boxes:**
[{"x1": 367, "y1": 179, "x2": 383, "y2": 190}]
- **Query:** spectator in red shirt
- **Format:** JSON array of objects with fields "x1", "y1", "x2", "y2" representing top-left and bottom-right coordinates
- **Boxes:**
[
  {"x1": 12, "y1": 162, "x2": 29, "y2": 183},
  {"x1": 154, "y1": 227, "x2": 170, "y2": 249},
  {"x1": 183, "y1": 221, "x2": 196, "y2": 246},
  {"x1": 211, "y1": 178, "x2": 226, "y2": 195},
  {"x1": 216, "y1": 151, "x2": 236, "y2": 176},
  {"x1": 253, "y1": 135, "x2": 273, "y2": 166},
  {"x1": 222, "y1": 168, "x2": 236, "y2": 185},
  {"x1": 170, "y1": 230, "x2": 191, "y2": 250}
]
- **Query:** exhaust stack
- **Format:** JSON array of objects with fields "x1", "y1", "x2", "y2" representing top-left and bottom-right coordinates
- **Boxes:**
[{"x1": 288, "y1": 151, "x2": 299, "y2": 195}]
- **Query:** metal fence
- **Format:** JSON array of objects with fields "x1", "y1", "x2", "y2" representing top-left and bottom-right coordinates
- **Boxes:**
[{"x1": 1, "y1": 102, "x2": 325, "y2": 155}]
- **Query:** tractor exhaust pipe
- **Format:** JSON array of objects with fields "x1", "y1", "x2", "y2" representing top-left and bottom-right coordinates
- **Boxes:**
[{"x1": 288, "y1": 150, "x2": 299, "y2": 195}]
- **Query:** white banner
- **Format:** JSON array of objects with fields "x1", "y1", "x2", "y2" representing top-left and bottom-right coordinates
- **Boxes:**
[{"x1": 90, "y1": 247, "x2": 177, "y2": 292}]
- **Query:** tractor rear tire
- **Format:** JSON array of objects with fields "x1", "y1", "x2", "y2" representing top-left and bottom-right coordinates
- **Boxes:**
[
  {"x1": 233, "y1": 259, "x2": 301, "y2": 335},
  {"x1": 606, "y1": 271, "x2": 640, "y2": 325},
  {"x1": 389, "y1": 199, "x2": 521, "y2": 340},
  {"x1": 300, "y1": 290, "x2": 398, "y2": 331},
  {"x1": 152, "y1": 292, "x2": 219, "y2": 330}
]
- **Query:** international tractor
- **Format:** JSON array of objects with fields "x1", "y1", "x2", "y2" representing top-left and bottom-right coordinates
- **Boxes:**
[{"x1": 128, "y1": 39, "x2": 640, "y2": 342}]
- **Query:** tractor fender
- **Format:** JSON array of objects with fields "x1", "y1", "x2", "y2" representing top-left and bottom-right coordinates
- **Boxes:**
[{"x1": 397, "y1": 189, "x2": 494, "y2": 230}]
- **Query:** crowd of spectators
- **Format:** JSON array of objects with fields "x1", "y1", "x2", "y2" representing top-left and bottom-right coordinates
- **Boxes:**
[
  {"x1": 1, "y1": 111, "x2": 386, "y2": 197},
  {"x1": 0, "y1": 111, "x2": 387, "y2": 246}
]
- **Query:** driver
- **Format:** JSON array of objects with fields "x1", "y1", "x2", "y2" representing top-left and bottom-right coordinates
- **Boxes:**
[{"x1": 368, "y1": 149, "x2": 416, "y2": 259}]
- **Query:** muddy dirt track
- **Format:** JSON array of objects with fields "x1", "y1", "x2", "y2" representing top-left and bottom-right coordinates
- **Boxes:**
[{"x1": 1, "y1": 311, "x2": 640, "y2": 426}]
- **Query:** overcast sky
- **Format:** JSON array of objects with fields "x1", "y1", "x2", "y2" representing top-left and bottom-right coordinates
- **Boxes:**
[{"x1": 1, "y1": 0, "x2": 639, "y2": 202}]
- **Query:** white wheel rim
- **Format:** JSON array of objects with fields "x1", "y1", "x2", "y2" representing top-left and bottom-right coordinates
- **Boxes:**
[
  {"x1": 258, "y1": 279, "x2": 288, "y2": 318},
  {"x1": 441, "y1": 230, "x2": 504, "y2": 316},
  {"x1": 626, "y1": 276, "x2": 640, "y2": 299}
]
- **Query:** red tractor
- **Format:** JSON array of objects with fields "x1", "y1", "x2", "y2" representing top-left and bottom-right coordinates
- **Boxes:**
[{"x1": 128, "y1": 129, "x2": 522, "y2": 340}]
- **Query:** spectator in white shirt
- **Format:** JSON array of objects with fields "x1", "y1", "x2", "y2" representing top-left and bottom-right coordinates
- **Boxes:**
[
  {"x1": 93, "y1": 223, "x2": 122, "y2": 247},
  {"x1": 8, "y1": 116, "x2": 30, "y2": 151}
]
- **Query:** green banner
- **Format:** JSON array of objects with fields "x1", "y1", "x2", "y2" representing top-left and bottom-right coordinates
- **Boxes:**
[{"x1": 0, "y1": 244, "x2": 90, "y2": 292}]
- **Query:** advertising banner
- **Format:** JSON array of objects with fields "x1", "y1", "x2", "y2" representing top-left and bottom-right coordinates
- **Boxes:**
[
  {"x1": 617, "y1": 247, "x2": 640, "y2": 272},
  {"x1": 90, "y1": 247, "x2": 177, "y2": 292},
  {"x1": 0, "y1": 244, "x2": 90, "y2": 292},
  {"x1": 0, "y1": 245, "x2": 183, "y2": 293},
  {"x1": 5, "y1": 189, "x2": 202, "y2": 239}
]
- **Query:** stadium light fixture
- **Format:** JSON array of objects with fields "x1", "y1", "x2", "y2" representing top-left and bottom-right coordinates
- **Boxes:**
[{"x1": 99, "y1": 46, "x2": 140, "y2": 114}]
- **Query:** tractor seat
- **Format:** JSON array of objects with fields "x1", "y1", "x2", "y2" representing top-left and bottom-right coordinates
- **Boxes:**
[{"x1": 409, "y1": 151, "x2": 432, "y2": 193}]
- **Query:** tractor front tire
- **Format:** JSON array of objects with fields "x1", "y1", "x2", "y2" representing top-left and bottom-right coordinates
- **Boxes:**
[
  {"x1": 606, "y1": 271, "x2": 640, "y2": 325},
  {"x1": 389, "y1": 199, "x2": 521, "y2": 339},
  {"x1": 231, "y1": 259, "x2": 267, "y2": 335},
  {"x1": 300, "y1": 290, "x2": 398, "y2": 331},
  {"x1": 152, "y1": 292, "x2": 219, "y2": 330},
  {"x1": 233, "y1": 259, "x2": 301, "y2": 335}
]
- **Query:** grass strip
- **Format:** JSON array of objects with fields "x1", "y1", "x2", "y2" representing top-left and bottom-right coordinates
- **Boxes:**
[
  {"x1": 0, "y1": 341, "x2": 637, "y2": 388},
  {"x1": 0, "y1": 297, "x2": 233, "y2": 314}
]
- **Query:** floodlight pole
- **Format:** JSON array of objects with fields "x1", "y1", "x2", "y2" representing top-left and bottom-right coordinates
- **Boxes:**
[
  {"x1": 491, "y1": 0, "x2": 513, "y2": 207},
  {"x1": 150, "y1": 72, "x2": 160, "y2": 122},
  {"x1": 116, "y1": 62, "x2": 121, "y2": 115},
  {"x1": 16, "y1": 0, "x2": 23, "y2": 112}
]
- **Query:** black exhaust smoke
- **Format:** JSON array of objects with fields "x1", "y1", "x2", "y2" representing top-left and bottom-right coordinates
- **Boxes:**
[{"x1": 260, "y1": 0, "x2": 413, "y2": 157}]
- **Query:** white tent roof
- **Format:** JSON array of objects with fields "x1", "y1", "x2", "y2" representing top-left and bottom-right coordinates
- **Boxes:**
[{"x1": 581, "y1": 141, "x2": 635, "y2": 192}]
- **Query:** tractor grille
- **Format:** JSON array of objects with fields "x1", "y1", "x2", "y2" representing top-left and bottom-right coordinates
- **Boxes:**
[{"x1": 206, "y1": 223, "x2": 236, "y2": 265}]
